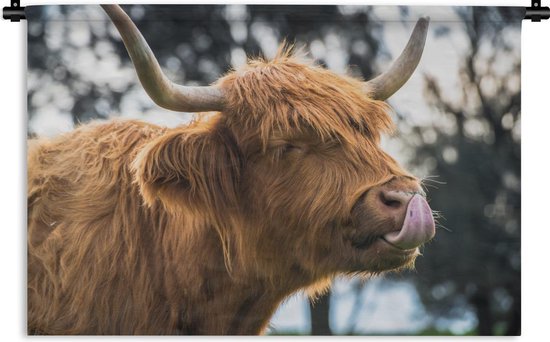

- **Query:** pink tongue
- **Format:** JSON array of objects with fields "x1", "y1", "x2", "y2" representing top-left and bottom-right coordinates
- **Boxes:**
[{"x1": 383, "y1": 194, "x2": 435, "y2": 250}]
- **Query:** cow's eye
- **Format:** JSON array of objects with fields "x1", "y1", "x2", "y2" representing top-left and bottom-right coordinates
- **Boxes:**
[
  {"x1": 268, "y1": 142, "x2": 303, "y2": 160},
  {"x1": 282, "y1": 143, "x2": 300, "y2": 154}
]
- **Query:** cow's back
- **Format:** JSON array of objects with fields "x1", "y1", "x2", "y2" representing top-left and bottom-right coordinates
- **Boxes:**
[{"x1": 27, "y1": 120, "x2": 179, "y2": 334}]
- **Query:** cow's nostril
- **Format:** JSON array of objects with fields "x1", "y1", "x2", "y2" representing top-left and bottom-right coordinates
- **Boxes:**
[
  {"x1": 379, "y1": 190, "x2": 412, "y2": 210},
  {"x1": 380, "y1": 194, "x2": 402, "y2": 208}
]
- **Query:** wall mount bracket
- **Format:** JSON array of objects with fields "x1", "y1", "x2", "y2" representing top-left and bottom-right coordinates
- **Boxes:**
[
  {"x1": 3, "y1": 0, "x2": 25, "y2": 22},
  {"x1": 525, "y1": 0, "x2": 550, "y2": 21}
]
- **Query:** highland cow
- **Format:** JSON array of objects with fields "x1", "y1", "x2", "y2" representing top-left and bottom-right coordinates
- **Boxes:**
[{"x1": 27, "y1": 5, "x2": 435, "y2": 335}]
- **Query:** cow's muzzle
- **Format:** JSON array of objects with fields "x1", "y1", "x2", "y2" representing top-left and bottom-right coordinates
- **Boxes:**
[
  {"x1": 350, "y1": 178, "x2": 435, "y2": 251},
  {"x1": 378, "y1": 190, "x2": 435, "y2": 250}
]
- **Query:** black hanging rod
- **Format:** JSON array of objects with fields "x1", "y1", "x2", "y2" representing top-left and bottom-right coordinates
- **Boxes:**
[
  {"x1": 3, "y1": 0, "x2": 25, "y2": 22},
  {"x1": 2, "y1": 1, "x2": 550, "y2": 22},
  {"x1": 525, "y1": 0, "x2": 550, "y2": 21}
]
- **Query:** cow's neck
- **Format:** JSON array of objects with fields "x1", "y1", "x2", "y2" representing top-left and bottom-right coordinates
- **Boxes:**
[
  {"x1": 173, "y1": 225, "x2": 312, "y2": 335},
  {"x1": 178, "y1": 271, "x2": 296, "y2": 335}
]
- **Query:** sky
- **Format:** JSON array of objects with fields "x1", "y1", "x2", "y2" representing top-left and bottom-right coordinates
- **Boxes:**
[{"x1": 268, "y1": 277, "x2": 437, "y2": 335}]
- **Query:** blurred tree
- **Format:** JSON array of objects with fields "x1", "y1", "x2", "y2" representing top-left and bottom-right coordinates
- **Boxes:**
[
  {"x1": 399, "y1": 7, "x2": 522, "y2": 336},
  {"x1": 309, "y1": 292, "x2": 332, "y2": 335},
  {"x1": 27, "y1": 5, "x2": 382, "y2": 129}
]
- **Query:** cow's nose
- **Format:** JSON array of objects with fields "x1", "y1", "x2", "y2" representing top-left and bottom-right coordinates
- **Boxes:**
[{"x1": 378, "y1": 189, "x2": 415, "y2": 211}]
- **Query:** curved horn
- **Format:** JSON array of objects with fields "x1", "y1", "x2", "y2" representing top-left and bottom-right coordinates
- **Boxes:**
[
  {"x1": 101, "y1": 5, "x2": 225, "y2": 112},
  {"x1": 364, "y1": 17, "x2": 430, "y2": 101}
]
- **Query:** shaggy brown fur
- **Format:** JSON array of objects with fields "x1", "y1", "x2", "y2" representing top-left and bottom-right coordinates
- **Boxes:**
[{"x1": 28, "y1": 48, "x2": 422, "y2": 335}]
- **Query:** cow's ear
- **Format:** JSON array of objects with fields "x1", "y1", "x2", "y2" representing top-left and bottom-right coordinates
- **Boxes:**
[{"x1": 132, "y1": 124, "x2": 242, "y2": 213}]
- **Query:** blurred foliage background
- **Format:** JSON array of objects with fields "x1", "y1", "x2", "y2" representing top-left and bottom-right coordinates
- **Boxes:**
[{"x1": 26, "y1": 4, "x2": 522, "y2": 336}]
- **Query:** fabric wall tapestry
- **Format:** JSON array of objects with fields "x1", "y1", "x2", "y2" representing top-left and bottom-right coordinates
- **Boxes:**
[{"x1": 26, "y1": 4, "x2": 523, "y2": 336}]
